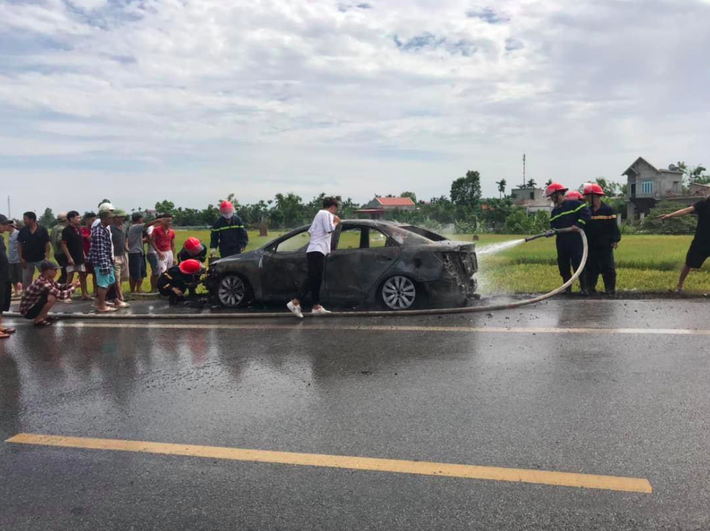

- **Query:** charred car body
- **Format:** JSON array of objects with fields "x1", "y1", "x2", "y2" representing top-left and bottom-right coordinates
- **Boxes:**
[{"x1": 207, "y1": 220, "x2": 477, "y2": 310}]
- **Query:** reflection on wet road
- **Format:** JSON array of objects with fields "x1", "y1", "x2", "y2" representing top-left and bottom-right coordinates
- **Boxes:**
[{"x1": 1, "y1": 299, "x2": 710, "y2": 530}]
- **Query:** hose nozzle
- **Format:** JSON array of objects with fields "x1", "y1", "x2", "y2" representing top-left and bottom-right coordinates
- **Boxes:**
[{"x1": 525, "y1": 230, "x2": 557, "y2": 243}]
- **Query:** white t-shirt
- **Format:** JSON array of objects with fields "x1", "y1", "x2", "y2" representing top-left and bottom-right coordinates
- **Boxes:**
[
  {"x1": 146, "y1": 226, "x2": 156, "y2": 255},
  {"x1": 307, "y1": 210, "x2": 336, "y2": 255}
]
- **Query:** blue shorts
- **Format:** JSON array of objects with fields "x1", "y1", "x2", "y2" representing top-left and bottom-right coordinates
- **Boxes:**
[
  {"x1": 96, "y1": 269, "x2": 116, "y2": 289},
  {"x1": 147, "y1": 253, "x2": 160, "y2": 275}
]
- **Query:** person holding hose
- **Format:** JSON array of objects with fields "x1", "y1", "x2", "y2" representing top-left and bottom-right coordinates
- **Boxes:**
[
  {"x1": 660, "y1": 197, "x2": 710, "y2": 293},
  {"x1": 545, "y1": 182, "x2": 591, "y2": 295},
  {"x1": 210, "y1": 201, "x2": 249, "y2": 259},
  {"x1": 583, "y1": 183, "x2": 621, "y2": 295}
]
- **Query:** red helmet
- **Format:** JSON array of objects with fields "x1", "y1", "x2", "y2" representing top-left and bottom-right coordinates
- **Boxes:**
[
  {"x1": 583, "y1": 183, "x2": 605, "y2": 196},
  {"x1": 219, "y1": 200, "x2": 235, "y2": 213},
  {"x1": 565, "y1": 190, "x2": 584, "y2": 200},
  {"x1": 179, "y1": 259, "x2": 202, "y2": 275},
  {"x1": 184, "y1": 237, "x2": 201, "y2": 252},
  {"x1": 545, "y1": 182, "x2": 568, "y2": 197}
]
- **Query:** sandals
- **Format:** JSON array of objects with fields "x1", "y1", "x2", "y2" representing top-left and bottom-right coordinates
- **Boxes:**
[
  {"x1": 34, "y1": 320, "x2": 54, "y2": 327},
  {"x1": 0, "y1": 328, "x2": 16, "y2": 335}
]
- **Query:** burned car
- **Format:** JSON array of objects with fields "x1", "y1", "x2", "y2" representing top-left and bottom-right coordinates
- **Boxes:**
[{"x1": 207, "y1": 220, "x2": 477, "y2": 310}]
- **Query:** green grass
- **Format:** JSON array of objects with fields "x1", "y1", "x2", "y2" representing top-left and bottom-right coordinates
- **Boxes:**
[{"x1": 6, "y1": 230, "x2": 709, "y2": 295}]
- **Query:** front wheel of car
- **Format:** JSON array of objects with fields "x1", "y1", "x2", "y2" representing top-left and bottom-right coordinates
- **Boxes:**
[
  {"x1": 381, "y1": 276, "x2": 417, "y2": 310},
  {"x1": 217, "y1": 274, "x2": 250, "y2": 308}
]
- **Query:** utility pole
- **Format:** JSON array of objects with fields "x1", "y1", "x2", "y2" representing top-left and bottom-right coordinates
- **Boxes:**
[
  {"x1": 522, "y1": 154, "x2": 526, "y2": 187},
  {"x1": 7, "y1": 196, "x2": 10, "y2": 219}
]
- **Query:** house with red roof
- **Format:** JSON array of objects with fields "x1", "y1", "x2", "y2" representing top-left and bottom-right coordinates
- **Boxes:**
[{"x1": 355, "y1": 196, "x2": 417, "y2": 219}]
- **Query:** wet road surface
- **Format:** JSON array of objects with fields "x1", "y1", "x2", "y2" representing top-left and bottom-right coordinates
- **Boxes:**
[{"x1": 1, "y1": 299, "x2": 709, "y2": 530}]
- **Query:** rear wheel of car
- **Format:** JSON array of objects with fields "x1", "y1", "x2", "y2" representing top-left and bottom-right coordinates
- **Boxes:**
[
  {"x1": 217, "y1": 274, "x2": 250, "y2": 308},
  {"x1": 381, "y1": 276, "x2": 417, "y2": 310}
]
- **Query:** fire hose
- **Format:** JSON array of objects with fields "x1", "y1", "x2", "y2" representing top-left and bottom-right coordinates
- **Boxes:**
[{"x1": 6, "y1": 228, "x2": 587, "y2": 320}]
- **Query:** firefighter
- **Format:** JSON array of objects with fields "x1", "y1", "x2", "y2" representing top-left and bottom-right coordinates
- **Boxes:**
[
  {"x1": 210, "y1": 201, "x2": 249, "y2": 259},
  {"x1": 565, "y1": 190, "x2": 584, "y2": 201},
  {"x1": 177, "y1": 237, "x2": 207, "y2": 263},
  {"x1": 545, "y1": 182, "x2": 591, "y2": 295},
  {"x1": 583, "y1": 183, "x2": 621, "y2": 295},
  {"x1": 157, "y1": 259, "x2": 205, "y2": 305}
]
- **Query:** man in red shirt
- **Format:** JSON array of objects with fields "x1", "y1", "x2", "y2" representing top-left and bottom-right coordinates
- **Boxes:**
[{"x1": 150, "y1": 215, "x2": 176, "y2": 275}]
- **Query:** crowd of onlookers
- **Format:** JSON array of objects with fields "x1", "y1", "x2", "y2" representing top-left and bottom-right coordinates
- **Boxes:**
[{"x1": 0, "y1": 200, "x2": 251, "y2": 337}]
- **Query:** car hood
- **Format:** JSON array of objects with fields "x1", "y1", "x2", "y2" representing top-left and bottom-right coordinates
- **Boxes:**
[{"x1": 212, "y1": 249, "x2": 263, "y2": 267}]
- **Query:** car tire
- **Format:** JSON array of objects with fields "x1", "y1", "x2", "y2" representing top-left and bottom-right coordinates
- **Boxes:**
[
  {"x1": 217, "y1": 274, "x2": 251, "y2": 308},
  {"x1": 380, "y1": 275, "x2": 418, "y2": 310}
]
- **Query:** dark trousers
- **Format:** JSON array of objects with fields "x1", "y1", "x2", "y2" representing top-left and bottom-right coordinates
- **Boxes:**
[
  {"x1": 298, "y1": 252, "x2": 325, "y2": 306},
  {"x1": 586, "y1": 245, "x2": 616, "y2": 293},
  {"x1": 55, "y1": 254, "x2": 68, "y2": 284},
  {"x1": 556, "y1": 235, "x2": 586, "y2": 292}
]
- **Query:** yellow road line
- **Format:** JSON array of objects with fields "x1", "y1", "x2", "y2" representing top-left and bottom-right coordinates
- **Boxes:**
[
  {"x1": 54, "y1": 322, "x2": 710, "y2": 336},
  {"x1": 6, "y1": 433, "x2": 652, "y2": 494}
]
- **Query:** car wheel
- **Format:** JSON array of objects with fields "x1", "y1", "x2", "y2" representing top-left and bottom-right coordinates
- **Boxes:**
[
  {"x1": 381, "y1": 276, "x2": 417, "y2": 310},
  {"x1": 217, "y1": 274, "x2": 250, "y2": 308}
]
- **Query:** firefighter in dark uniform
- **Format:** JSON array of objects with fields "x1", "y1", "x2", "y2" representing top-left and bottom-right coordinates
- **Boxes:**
[
  {"x1": 210, "y1": 201, "x2": 249, "y2": 259},
  {"x1": 546, "y1": 182, "x2": 591, "y2": 295},
  {"x1": 583, "y1": 183, "x2": 621, "y2": 295},
  {"x1": 157, "y1": 259, "x2": 205, "y2": 305},
  {"x1": 177, "y1": 237, "x2": 207, "y2": 263}
]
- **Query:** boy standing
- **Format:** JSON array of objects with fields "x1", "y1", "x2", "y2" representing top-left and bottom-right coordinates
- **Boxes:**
[
  {"x1": 61, "y1": 211, "x2": 90, "y2": 300},
  {"x1": 7, "y1": 221, "x2": 22, "y2": 297},
  {"x1": 0, "y1": 215, "x2": 16, "y2": 338},
  {"x1": 151, "y1": 215, "x2": 176, "y2": 275},
  {"x1": 287, "y1": 197, "x2": 340, "y2": 318},
  {"x1": 17, "y1": 211, "x2": 51, "y2": 288}
]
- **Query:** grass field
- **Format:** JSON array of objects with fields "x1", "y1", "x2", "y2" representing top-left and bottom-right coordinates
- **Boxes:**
[{"x1": 5, "y1": 230, "x2": 710, "y2": 296}]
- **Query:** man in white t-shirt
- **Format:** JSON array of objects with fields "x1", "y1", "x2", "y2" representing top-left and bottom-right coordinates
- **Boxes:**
[{"x1": 287, "y1": 197, "x2": 340, "y2": 318}]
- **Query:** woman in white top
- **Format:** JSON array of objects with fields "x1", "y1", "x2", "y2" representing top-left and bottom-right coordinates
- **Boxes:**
[{"x1": 287, "y1": 197, "x2": 340, "y2": 318}]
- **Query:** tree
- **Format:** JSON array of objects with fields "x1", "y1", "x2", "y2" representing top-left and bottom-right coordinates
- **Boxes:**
[
  {"x1": 450, "y1": 170, "x2": 482, "y2": 208},
  {"x1": 155, "y1": 200, "x2": 176, "y2": 216},
  {"x1": 38, "y1": 208, "x2": 56, "y2": 229},
  {"x1": 594, "y1": 177, "x2": 621, "y2": 197},
  {"x1": 495, "y1": 179, "x2": 507, "y2": 199},
  {"x1": 97, "y1": 199, "x2": 111, "y2": 208},
  {"x1": 641, "y1": 202, "x2": 696, "y2": 234},
  {"x1": 526, "y1": 179, "x2": 537, "y2": 188},
  {"x1": 544, "y1": 179, "x2": 553, "y2": 188},
  {"x1": 271, "y1": 193, "x2": 305, "y2": 229},
  {"x1": 401, "y1": 191, "x2": 417, "y2": 203}
]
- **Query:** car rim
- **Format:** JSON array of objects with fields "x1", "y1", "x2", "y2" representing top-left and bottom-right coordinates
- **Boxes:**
[
  {"x1": 218, "y1": 275, "x2": 246, "y2": 307},
  {"x1": 382, "y1": 276, "x2": 416, "y2": 310}
]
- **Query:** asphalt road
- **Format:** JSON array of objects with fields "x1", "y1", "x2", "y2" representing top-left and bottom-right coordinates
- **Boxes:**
[{"x1": 1, "y1": 299, "x2": 710, "y2": 530}]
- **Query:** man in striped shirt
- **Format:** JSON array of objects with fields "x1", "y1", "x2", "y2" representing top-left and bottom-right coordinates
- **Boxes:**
[{"x1": 19, "y1": 261, "x2": 78, "y2": 326}]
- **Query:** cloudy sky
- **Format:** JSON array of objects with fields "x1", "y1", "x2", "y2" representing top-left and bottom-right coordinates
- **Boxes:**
[{"x1": 1, "y1": 0, "x2": 709, "y2": 216}]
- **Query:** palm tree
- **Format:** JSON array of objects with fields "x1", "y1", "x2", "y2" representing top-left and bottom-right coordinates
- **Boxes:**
[
  {"x1": 496, "y1": 179, "x2": 507, "y2": 198},
  {"x1": 526, "y1": 179, "x2": 537, "y2": 188}
]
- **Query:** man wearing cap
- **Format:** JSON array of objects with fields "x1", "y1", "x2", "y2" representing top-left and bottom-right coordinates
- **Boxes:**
[
  {"x1": 19, "y1": 261, "x2": 79, "y2": 326},
  {"x1": 88, "y1": 209, "x2": 118, "y2": 312},
  {"x1": 583, "y1": 183, "x2": 621, "y2": 295},
  {"x1": 157, "y1": 259, "x2": 205, "y2": 305},
  {"x1": 126, "y1": 212, "x2": 160, "y2": 293},
  {"x1": 0, "y1": 214, "x2": 17, "y2": 338},
  {"x1": 210, "y1": 201, "x2": 249, "y2": 258},
  {"x1": 545, "y1": 182, "x2": 591, "y2": 295},
  {"x1": 50, "y1": 212, "x2": 69, "y2": 284},
  {"x1": 17, "y1": 211, "x2": 51, "y2": 289}
]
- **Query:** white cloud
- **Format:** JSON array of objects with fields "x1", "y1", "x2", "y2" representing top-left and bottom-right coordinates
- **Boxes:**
[{"x1": 1, "y1": 0, "x2": 710, "y2": 215}]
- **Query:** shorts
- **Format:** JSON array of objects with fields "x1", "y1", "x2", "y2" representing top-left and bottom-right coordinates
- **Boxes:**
[
  {"x1": 147, "y1": 253, "x2": 160, "y2": 276},
  {"x1": 55, "y1": 254, "x2": 68, "y2": 268},
  {"x1": 686, "y1": 242, "x2": 710, "y2": 269},
  {"x1": 9, "y1": 263, "x2": 22, "y2": 284},
  {"x1": 157, "y1": 250, "x2": 174, "y2": 275},
  {"x1": 129, "y1": 253, "x2": 147, "y2": 280},
  {"x1": 96, "y1": 268, "x2": 116, "y2": 289},
  {"x1": 0, "y1": 281, "x2": 11, "y2": 313},
  {"x1": 114, "y1": 255, "x2": 129, "y2": 282},
  {"x1": 66, "y1": 263, "x2": 86, "y2": 273},
  {"x1": 24, "y1": 293, "x2": 48, "y2": 320}
]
